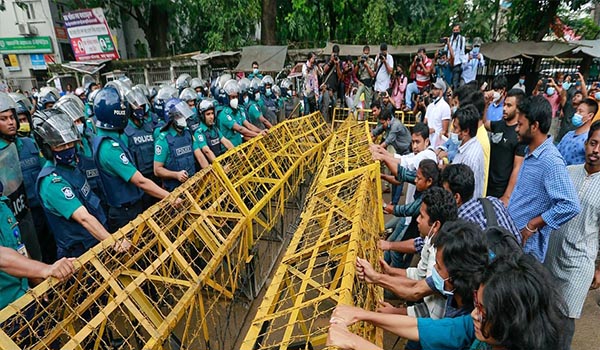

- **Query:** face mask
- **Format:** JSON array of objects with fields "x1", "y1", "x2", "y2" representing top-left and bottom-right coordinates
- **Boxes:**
[
  {"x1": 519, "y1": 79, "x2": 525, "y2": 85},
  {"x1": 133, "y1": 108, "x2": 145, "y2": 120},
  {"x1": 471, "y1": 47, "x2": 480, "y2": 56},
  {"x1": 492, "y1": 91, "x2": 501, "y2": 103},
  {"x1": 450, "y1": 132, "x2": 459, "y2": 144},
  {"x1": 431, "y1": 265, "x2": 454, "y2": 296},
  {"x1": 266, "y1": 88, "x2": 272, "y2": 97},
  {"x1": 253, "y1": 68, "x2": 259, "y2": 75},
  {"x1": 255, "y1": 92, "x2": 261, "y2": 100},
  {"x1": 243, "y1": 96, "x2": 249, "y2": 104},
  {"x1": 197, "y1": 92, "x2": 204, "y2": 100},
  {"x1": 562, "y1": 82, "x2": 571, "y2": 90},
  {"x1": 451, "y1": 106, "x2": 458, "y2": 115},
  {"x1": 571, "y1": 113, "x2": 588, "y2": 128},
  {"x1": 76, "y1": 124, "x2": 85, "y2": 135},
  {"x1": 595, "y1": 92, "x2": 600, "y2": 100},
  {"x1": 546, "y1": 87, "x2": 555, "y2": 96},
  {"x1": 229, "y1": 98, "x2": 238, "y2": 110},
  {"x1": 18, "y1": 122, "x2": 31, "y2": 133},
  {"x1": 452, "y1": 31, "x2": 459, "y2": 38},
  {"x1": 54, "y1": 147, "x2": 77, "y2": 166},
  {"x1": 575, "y1": 81, "x2": 581, "y2": 87},
  {"x1": 175, "y1": 117, "x2": 187, "y2": 129}
]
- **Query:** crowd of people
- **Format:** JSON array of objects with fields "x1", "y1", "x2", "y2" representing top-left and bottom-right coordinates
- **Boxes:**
[
  {"x1": 0, "y1": 67, "x2": 303, "y2": 314},
  {"x1": 0, "y1": 29, "x2": 599, "y2": 350},
  {"x1": 320, "y1": 34, "x2": 600, "y2": 349}
]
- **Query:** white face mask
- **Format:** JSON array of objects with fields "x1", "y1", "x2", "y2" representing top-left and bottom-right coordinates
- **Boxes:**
[
  {"x1": 230, "y1": 98, "x2": 238, "y2": 109},
  {"x1": 76, "y1": 124, "x2": 85, "y2": 135},
  {"x1": 243, "y1": 96, "x2": 249, "y2": 104},
  {"x1": 175, "y1": 117, "x2": 187, "y2": 128},
  {"x1": 255, "y1": 92, "x2": 261, "y2": 100},
  {"x1": 492, "y1": 91, "x2": 501, "y2": 103}
]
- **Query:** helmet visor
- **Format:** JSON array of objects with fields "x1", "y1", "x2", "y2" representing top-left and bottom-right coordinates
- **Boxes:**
[
  {"x1": 170, "y1": 101, "x2": 194, "y2": 120},
  {"x1": 33, "y1": 110, "x2": 80, "y2": 147},
  {"x1": 54, "y1": 99, "x2": 85, "y2": 122}
]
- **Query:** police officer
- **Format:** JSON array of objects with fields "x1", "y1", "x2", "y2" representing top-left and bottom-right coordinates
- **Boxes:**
[
  {"x1": 54, "y1": 96, "x2": 105, "y2": 210},
  {"x1": 241, "y1": 78, "x2": 272, "y2": 130},
  {"x1": 194, "y1": 100, "x2": 234, "y2": 163},
  {"x1": 152, "y1": 85, "x2": 178, "y2": 129},
  {"x1": 0, "y1": 92, "x2": 42, "y2": 262},
  {"x1": 175, "y1": 74, "x2": 192, "y2": 94},
  {"x1": 217, "y1": 80, "x2": 263, "y2": 147},
  {"x1": 279, "y1": 79, "x2": 300, "y2": 120},
  {"x1": 179, "y1": 88, "x2": 201, "y2": 132},
  {"x1": 92, "y1": 86, "x2": 175, "y2": 232},
  {"x1": 190, "y1": 78, "x2": 208, "y2": 100},
  {"x1": 133, "y1": 84, "x2": 160, "y2": 127},
  {"x1": 0, "y1": 179, "x2": 75, "y2": 310},
  {"x1": 36, "y1": 87, "x2": 60, "y2": 111},
  {"x1": 10, "y1": 93, "x2": 56, "y2": 263},
  {"x1": 260, "y1": 75, "x2": 279, "y2": 125},
  {"x1": 155, "y1": 98, "x2": 208, "y2": 191},
  {"x1": 9, "y1": 93, "x2": 34, "y2": 137},
  {"x1": 33, "y1": 109, "x2": 131, "y2": 258},
  {"x1": 122, "y1": 90, "x2": 159, "y2": 209}
]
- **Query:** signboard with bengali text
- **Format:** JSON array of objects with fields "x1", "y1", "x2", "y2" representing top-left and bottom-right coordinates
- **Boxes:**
[
  {"x1": 63, "y1": 8, "x2": 120, "y2": 61},
  {"x1": 0, "y1": 37, "x2": 53, "y2": 54}
]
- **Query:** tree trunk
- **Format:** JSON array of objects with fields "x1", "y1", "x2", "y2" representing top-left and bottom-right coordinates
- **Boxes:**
[
  {"x1": 261, "y1": 0, "x2": 277, "y2": 45},
  {"x1": 326, "y1": 1, "x2": 336, "y2": 41},
  {"x1": 145, "y1": 5, "x2": 169, "y2": 57}
]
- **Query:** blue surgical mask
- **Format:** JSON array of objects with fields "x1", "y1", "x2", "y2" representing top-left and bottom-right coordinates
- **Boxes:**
[
  {"x1": 197, "y1": 92, "x2": 204, "y2": 100},
  {"x1": 253, "y1": 68, "x2": 259, "y2": 75},
  {"x1": 54, "y1": 147, "x2": 77, "y2": 166},
  {"x1": 431, "y1": 266, "x2": 454, "y2": 296},
  {"x1": 76, "y1": 124, "x2": 85, "y2": 135},
  {"x1": 546, "y1": 87, "x2": 555, "y2": 96},
  {"x1": 519, "y1": 79, "x2": 525, "y2": 85},
  {"x1": 266, "y1": 88, "x2": 272, "y2": 97},
  {"x1": 571, "y1": 113, "x2": 586, "y2": 128},
  {"x1": 450, "y1": 132, "x2": 459, "y2": 144},
  {"x1": 595, "y1": 92, "x2": 600, "y2": 100},
  {"x1": 243, "y1": 96, "x2": 249, "y2": 104},
  {"x1": 562, "y1": 82, "x2": 571, "y2": 90},
  {"x1": 451, "y1": 106, "x2": 458, "y2": 115},
  {"x1": 471, "y1": 47, "x2": 480, "y2": 55}
]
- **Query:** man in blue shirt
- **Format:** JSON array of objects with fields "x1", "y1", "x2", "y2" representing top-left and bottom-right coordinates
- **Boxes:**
[
  {"x1": 508, "y1": 95, "x2": 580, "y2": 262},
  {"x1": 485, "y1": 75, "x2": 507, "y2": 122},
  {"x1": 556, "y1": 98, "x2": 598, "y2": 166}
]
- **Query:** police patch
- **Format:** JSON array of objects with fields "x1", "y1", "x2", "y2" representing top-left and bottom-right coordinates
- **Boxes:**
[
  {"x1": 155, "y1": 145, "x2": 162, "y2": 156},
  {"x1": 227, "y1": 115, "x2": 233, "y2": 121},
  {"x1": 197, "y1": 135, "x2": 204, "y2": 142},
  {"x1": 120, "y1": 153, "x2": 130, "y2": 164},
  {"x1": 61, "y1": 187, "x2": 75, "y2": 200}
]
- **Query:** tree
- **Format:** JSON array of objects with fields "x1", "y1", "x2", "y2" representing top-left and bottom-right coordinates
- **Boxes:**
[
  {"x1": 261, "y1": 0, "x2": 277, "y2": 45},
  {"x1": 73, "y1": 0, "x2": 174, "y2": 57}
]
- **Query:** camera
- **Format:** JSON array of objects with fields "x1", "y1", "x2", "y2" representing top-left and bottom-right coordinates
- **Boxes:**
[
  {"x1": 416, "y1": 56, "x2": 422, "y2": 64},
  {"x1": 440, "y1": 37, "x2": 448, "y2": 44}
]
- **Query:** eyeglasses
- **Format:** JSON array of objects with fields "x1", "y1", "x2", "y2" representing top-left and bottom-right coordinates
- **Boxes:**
[{"x1": 473, "y1": 290, "x2": 486, "y2": 324}]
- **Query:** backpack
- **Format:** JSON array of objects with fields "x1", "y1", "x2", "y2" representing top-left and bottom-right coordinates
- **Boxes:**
[{"x1": 479, "y1": 198, "x2": 522, "y2": 260}]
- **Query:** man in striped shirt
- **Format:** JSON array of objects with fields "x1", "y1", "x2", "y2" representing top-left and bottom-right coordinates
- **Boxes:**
[
  {"x1": 451, "y1": 105, "x2": 485, "y2": 198},
  {"x1": 544, "y1": 121, "x2": 600, "y2": 350}
]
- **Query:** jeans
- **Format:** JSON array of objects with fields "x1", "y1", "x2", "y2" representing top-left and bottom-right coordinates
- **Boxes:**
[
  {"x1": 383, "y1": 220, "x2": 409, "y2": 268},
  {"x1": 391, "y1": 182, "x2": 403, "y2": 205},
  {"x1": 452, "y1": 65, "x2": 463, "y2": 90},
  {"x1": 405, "y1": 82, "x2": 420, "y2": 109}
]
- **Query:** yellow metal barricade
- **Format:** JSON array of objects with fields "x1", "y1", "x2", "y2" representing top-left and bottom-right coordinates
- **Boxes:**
[
  {"x1": 0, "y1": 112, "x2": 331, "y2": 350},
  {"x1": 240, "y1": 119, "x2": 385, "y2": 350}
]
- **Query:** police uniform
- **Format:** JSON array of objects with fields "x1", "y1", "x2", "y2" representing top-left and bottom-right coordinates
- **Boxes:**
[
  {"x1": 244, "y1": 100, "x2": 265, "y2": 130},
  {"x1": 124, "y1": 119, "x2": 155, "y2": 179},
  {"x1": 93, "y1": 129, "x2": 144, "y2": 232},
  {"x1": 193, "y1": 122, "x2": 225, "y2": 158},
  {"x1": 217, "y1": 106, "x2": 246, "y2": 147},
  {"x1": 0, "y1": 139, "x2": 42, "y2": 262},
  {"x1": 154, "y1": 127, "x2": 198, "y2": 191},
  {"x1": 37, "y1": 161, "x2": 105, "y2": 258},
  {"x1": 77, "y1": 130, "x2": 105, "y2": 208},
  {"x1": 0, "y1": 193, "x2": 29, "y2": 309},
  {"x1": 260, "y1": 95, "x2": 279, "y2": 125},
  {"x1": 16, "y1": 136, "x2": 56, "y2": 263}
]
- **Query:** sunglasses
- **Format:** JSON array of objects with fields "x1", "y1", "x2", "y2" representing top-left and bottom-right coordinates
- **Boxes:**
[{"x1": 473, "y1": 290, "x2": 486, "y2": 324}]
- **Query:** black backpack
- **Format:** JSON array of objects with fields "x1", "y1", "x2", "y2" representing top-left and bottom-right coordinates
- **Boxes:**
[{"x1": 479, "y1": 198, "x2": 522, "y2": 260}]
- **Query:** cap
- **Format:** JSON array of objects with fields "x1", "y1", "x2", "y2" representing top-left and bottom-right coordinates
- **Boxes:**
[{"x1": 473, "y1": 37, "x2": 483, "y2": 47}]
